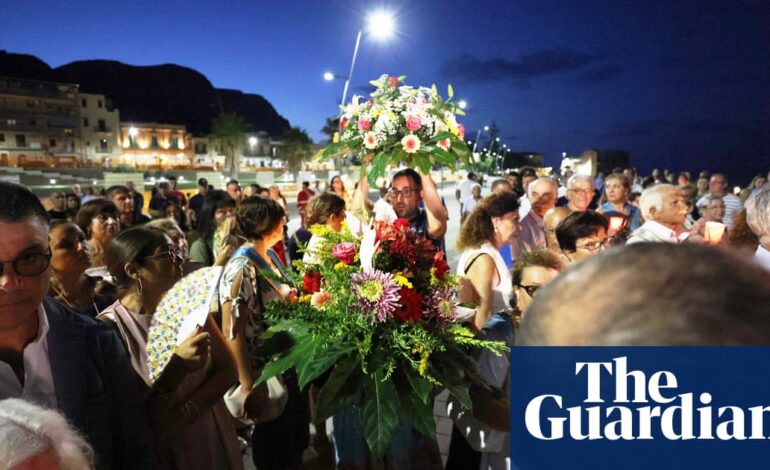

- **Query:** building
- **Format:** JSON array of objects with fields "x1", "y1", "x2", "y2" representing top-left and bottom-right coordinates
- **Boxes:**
[
  {"x1": 80, "y1": 93, "x2": 121, "y2": 166},
  {"x1": 0, "y1": 77, "x2": 82, "y2": 168},
  {"x1": 119, "y1": 122, "x2": 193, "y2": 170}
]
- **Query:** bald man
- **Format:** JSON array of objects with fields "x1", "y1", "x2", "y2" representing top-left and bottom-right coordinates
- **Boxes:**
[
  {"x1": 543, "y1": 207, "x2": 571, "y2": 253},
  {"x1": 518, "y1": 244, "x2": 770, "y2": 346}
]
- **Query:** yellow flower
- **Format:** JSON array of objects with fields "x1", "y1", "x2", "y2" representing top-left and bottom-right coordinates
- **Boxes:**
[
  {"x1": 419, "y1": 351, "x2": 430, "y2": 376},
  {"x1": 334, "y1": 262, "x2": 346, "y2": 271},
  {"x1": 333, "y1": 132, "x2": 340, "y2": 143},
  {"x1": 389, "y1": 112, "x2": 396, "y2": 121},
  {"x1": 298, "y1": 294, "x2": 313, "y2": 303},
  {"x1": 393, "y1": 273, "x2": 413, "y2": 289},
  {"x1": 371, "y1": 108, "x2": 381, "y2": 117}
]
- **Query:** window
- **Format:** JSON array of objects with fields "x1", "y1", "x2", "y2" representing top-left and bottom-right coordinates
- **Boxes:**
[
  {"x1": 15, "y1": 135, "x2": 26, "y2": 147},
  {"x1": 99, "y1": 139, "x2": 108, "y2": 152},
  {"x1": 49, "y1": 139, "x2": 56, "y2": 147},
  {"x1": 171, "y1": 136, "x2": 179, "y2": 149},
  {"x1": 83, "y1": 118, "x2": 89, "y2": 127},
  {"x1": 81, "y1": 98, "x2": 87, "y2": 107},
  {"x1": 0, "y1": 134, "x2": 4, "y2": 142},
  {"x1": 97, "y1": 119, "x2": 106, "y2": 132},
  {"x1": 151, "y1": 135, "x2": 159, "y2": 149},
  {"x1": 97, "y1": 99, "x2": 103, "y2": 108},
  {"x1": 7, "y1": 119, "x2": 16, "y2": 126}
]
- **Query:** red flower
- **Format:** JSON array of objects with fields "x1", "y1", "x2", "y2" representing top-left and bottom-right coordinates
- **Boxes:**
[
  {"x1": 302, "y1": 271, "x2": 321, "y2": 293},
  {"x1": 332, "y1": 242, "x2": 357, "y2": 265},
  {"x1": 393, "y1": 287, "x2": 422, "y2": 323},
  {"x1": 389, "y1": 76, "x2": 399, "y2": 88},
  {"x1": 393, "y1": 218, "x2": 411, "y2": 232},
  {"x1": 375, "y1": 221, "x2": 399, "y2": 242},
  {"x1": 433, "y1": 251, "x2": 449, "y2": 281},
  {"x1": 339, "y1": 116, "x2": 348, "y2": 131},
  {"x1": 457, "y1": 123, "x2": 465, "y2": 139},
  {"x1": 358, "y1": 118, "x2": 371, "y2": 131}
]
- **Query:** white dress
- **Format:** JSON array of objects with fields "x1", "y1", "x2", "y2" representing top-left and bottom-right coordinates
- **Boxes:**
[{"x1": 456, "y1": 242, "x2": 512, "y2": 315}]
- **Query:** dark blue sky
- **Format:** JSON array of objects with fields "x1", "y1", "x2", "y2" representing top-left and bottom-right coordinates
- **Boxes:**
[{"x1": 3, "y1": 0, "x2": 769, "y2": 183}]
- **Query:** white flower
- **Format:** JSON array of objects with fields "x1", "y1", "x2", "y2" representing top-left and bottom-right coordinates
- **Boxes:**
[
  {"x1": 401, "y1": 134, "x2": 421, "y2": 154},
  {"x1": 364, "y1": 132, "x2": 378, "y2": 149}
]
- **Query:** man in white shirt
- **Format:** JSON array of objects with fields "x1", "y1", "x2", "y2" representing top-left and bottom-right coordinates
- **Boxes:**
[
  {"x1": 628, "y1": 184, "x2": 691, "y2": 244},
  {"x1": 696, "y1": 173, "x2": 743, "y2": 230},
  {"x1": 745, "y1": 185, "x2": 770, "y2": 271},
  {"x1": 455, "y1": 172, "x2": 477, "y2": 216},
  {"x1": 513, "y1": 178, "x2": 558, "y2": 258},
  {"x1": 565, "y1": 174, "x2": 595, "y2": 212},
  {"x1": 0, "y1": 182, "x2": 150, "y2": 469}
]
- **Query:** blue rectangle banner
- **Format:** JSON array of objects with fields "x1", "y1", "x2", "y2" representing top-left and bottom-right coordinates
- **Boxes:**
[{"x1": 510, "y1": 347, "x2": 770, "y2": 470}]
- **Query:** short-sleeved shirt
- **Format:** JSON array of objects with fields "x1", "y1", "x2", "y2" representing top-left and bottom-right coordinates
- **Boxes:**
[{"x1": 410, "y1": 209, "x2": 445, "y2": 252}]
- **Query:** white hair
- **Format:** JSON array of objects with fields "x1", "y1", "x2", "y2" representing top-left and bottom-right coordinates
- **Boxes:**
[
  {"x1": 746, "y1": 185, "x2": 770, "y2": 244},
  {"x1": 528, "y1": 177, "x2": 558, "y2": 199},
  {"x1": 567, "y1": 174, "x2": 593, "y2": 190},
  {"x1": 0, "y1": 399, "x2": 93, "y2": 470},
  {"x1": 639, "y1": 184, "x2": 676, "y2": 219}
]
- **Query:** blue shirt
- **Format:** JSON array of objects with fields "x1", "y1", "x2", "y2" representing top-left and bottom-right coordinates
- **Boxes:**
[{"x1": 599, "y1": 201, "x2": 641, "y2": 231}]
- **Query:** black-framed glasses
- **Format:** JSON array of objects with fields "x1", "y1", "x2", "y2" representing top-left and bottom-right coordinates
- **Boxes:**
[
  {"x1": 389, "y1": 188, "x2": 416, "y2": 199},
  {"x1": 576, "y1": 238, "x2": 609, "y2": 253},
  {"x1": 519, "y1": 284, "x2": 541, "y2": 297},
  {"x1": 0, "y1": 250, "x2": 52, "y2": 277},
  {"x1": 142, "y1": 248, "x2": 184, "y2": 265}
]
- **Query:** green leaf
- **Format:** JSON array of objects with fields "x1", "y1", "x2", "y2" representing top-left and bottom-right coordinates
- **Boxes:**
[
  {"x1": 447, "y1": 383, "x2": 472, "y2": 411},
  {"x1": 255, "y1": 332, "x2": 314, "y2": 386},
  {"x1": 404, "y1": 370, "x2": 433, "y2": 405},
  {"x1": 431, "y1": 84, "x2": 438, "y2": 96},
  {"x1": 447, "y1": 84, "x2": 454, "y2": 98},
  {"x1": 399, "y1": 391, "x2": 436, "y2": 440},
  {"x1": 367, "y1": 151, "x2": 388, "y2": 185},
  {"x1": 296, "y1": 343, "x2": 356, "y2": 389},
  {"x1": 433, "y1": 149, "x2": 456, "y2": 166},
  {"x1": 432, "y1": 131, "x2": 454, "y2": 142},
  {"x1": 361, "y1": 369, "x2": 399, "y2": 458},
  {"x1": 316, "y1": 355, "x2": 361, "y2": 422}
]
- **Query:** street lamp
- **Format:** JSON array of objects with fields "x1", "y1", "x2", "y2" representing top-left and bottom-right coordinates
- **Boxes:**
[
  {"x1": 458, "y1": 100, "x2": 467, "y2": 110},
  {"x1": 332, "y1": 10, "x2": 396, "y2": 112},
  {"x1": 249, "y1": 136, "x2": 257, "y2": 151},
  {"x1": 472, "y1": 125, "x2": 491, "y2": 154}
]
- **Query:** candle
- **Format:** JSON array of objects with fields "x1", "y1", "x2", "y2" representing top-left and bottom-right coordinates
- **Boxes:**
[{"x1": 704, "y1": 221, "x2": 726, "y2": 243}]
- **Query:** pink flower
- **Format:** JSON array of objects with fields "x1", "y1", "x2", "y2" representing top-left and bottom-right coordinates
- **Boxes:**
[
  {"x1": 339, "y1": 116, "x2": 348, "y2": 131},
  {"x1": 437, "y1": 138, "x2": 451, "y2": 151},
  {"x1": 406, "y1": 116, "x2": 422, "y2": 132},
  {"x1": 401, "y1": 134, "x2": 421, "y2": 154},
  {"x1": 358, "y1": 118, "x2": 371, "y2": 131},
  {"x1": 332, "y1": 242, "x2": 357, "y2": 265},
  {"x1": 389, "y1": 76, "x2": 399, "y2": 88},
  {"x1": 363, "y1": 132, "x2": 378, "y2": 150},
  {"x1": 457, "y1": 123, "x2": 465, "y2": 138},
  {"x1": 310, "y1": 291, "x2": 333, "y2": 309}
]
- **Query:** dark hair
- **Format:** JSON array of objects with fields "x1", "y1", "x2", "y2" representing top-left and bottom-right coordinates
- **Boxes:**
[
  {"x1": 166, "y1": 175, "x2": 177, "y2": 182},
  {"x1": 605, "y1": 173, "x2": 631, "y2": 191},
  {"x1": 226, "y1": 179, "x2": 240, "y2": 187},
  {"x1": 520, "y1": 167, "x2": 537, "y2": 179},
  {"x1": 197, "y1": 190, "x2": 237, "y2": 243},
  {"x1": 105, "y1": 185, "x2": 130, "y2": 200},
  {"x1": 391, "y1": 168, "x2": 422, "y2": 192},
  {"x1": 512, "y1": 250, "x2": 565, "y2": 288},
  {"x1": 0, "y1": 181, "x2": 50, "y2": 225},
  {"x1": 456, "y1": 192, "x2": 520, "y2": 250},
  {"x1": 306, "y1": 193, "x2": 345, "y2": 227},
  {"x1": 236, "y1": 196, "x2": 285, "y2": 241},
  {"x1": 490, "y1": 179, "x2": 512, "y2": 192},
  {"x1": 556, "y1": 211, "x2": 609, "y2": 252},
  {"x1": 106, "y1": 226, "x2": 170, "y2": 291},
  {"x1": 197, "y1": 178, "x2": 208, "y2": 187},
  {"x1": 75, "y1": 199, "x2": 118, "y2": 237}
]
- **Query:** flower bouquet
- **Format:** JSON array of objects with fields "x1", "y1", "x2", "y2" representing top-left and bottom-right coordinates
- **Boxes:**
[
  {"x1": 320, "y1": 74, "x2": 472, "y2": 185},
  {"x1": 255, "y1": 219, "x2": 507, "y2": 458}
]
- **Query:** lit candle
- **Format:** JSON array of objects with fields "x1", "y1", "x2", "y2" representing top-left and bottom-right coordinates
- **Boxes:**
[{"x1": 704, "y1": 221, "x2": 726, "y2": 243}]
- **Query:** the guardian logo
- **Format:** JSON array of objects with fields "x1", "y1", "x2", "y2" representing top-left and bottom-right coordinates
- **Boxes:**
[{"x1": 525, "y1": 356, "x2": 770, "y2": 441}]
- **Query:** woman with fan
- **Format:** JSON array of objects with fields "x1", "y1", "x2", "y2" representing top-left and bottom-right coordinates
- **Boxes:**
[
  {"x1": 218, "y1": 196, "x2": 310, "y2": 470},
  {"x1": 97, "y1": 226, "x2": 242, "y2": 469}
]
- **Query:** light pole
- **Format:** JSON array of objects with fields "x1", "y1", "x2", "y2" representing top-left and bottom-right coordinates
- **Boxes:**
[
  {"x1": 325, "y1": 10, "x2": 395, "y2": 112},
  {"x1": 472, "y1": 125, "x2": 490, "y2": 154}
]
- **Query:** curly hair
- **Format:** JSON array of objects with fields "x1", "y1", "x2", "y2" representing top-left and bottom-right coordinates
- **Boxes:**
[
  {"x1": 236, "y1": 195, "x2": 285, "y2": 241},
  {"x1": 456, "y1": 191, "x2": 520, "y2": 250},
  {"x1": 511, "y1": 250, "x2": 566, "y2": 287}
]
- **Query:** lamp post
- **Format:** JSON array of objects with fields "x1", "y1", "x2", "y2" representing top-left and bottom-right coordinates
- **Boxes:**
[{"x1": 472, "y1": 125, "x2": 490, "y2": 154}]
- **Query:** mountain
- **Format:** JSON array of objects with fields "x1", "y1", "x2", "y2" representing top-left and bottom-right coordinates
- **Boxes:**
[{"x1": 0, "y1": 51, "x2": 290, "y2": 137}]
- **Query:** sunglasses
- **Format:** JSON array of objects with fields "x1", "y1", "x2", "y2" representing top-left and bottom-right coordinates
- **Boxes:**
[{"x1": 0, "y1": 250, "x2": 52, "y2": 277}]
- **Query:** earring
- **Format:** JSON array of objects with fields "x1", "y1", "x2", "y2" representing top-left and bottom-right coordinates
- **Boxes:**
[{"x1": 136, "y1": 278, "x2": 143, "y2": 295}]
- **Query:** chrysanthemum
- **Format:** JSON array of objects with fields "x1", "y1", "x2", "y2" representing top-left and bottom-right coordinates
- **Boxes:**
[
  {"x1": 401, "y1": 134, "x2": 421, "y2": 154},
  {"x1": 351, "y1": 270, "x2": 401, "y2": 322},
  {"x1": 424, "y1": 287, "x2": 457, "y2": 324}
]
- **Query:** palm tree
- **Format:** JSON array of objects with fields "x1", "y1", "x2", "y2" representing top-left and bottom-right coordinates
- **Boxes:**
[
  {"x1": 280, "y1": 127, "x2": 313, "y2": 173},
  {"x1": 210, "y1": 113, "x2": 250, "y2": 180},
  {"x1": 320, "y1": 116, "x2": 339, "y2": 143}
]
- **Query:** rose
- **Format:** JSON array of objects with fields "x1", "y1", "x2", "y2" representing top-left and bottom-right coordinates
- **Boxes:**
[
  {"x1": 339, "y1": 116, "x2": 348, "y2": 131},
  {"x1": 358, "y1": 118, "x2": 371, "y2": 131},
  {"x1": 310, "y1": 291, "x2": 332, "y2": 309},
  {"x1": 401, "y1": 134, "x2": 421, "y2": 154},
  {"x1": 406, "y1": 116, "x2": 421, "y2": 132},
  {"x1": 389, "y1": 76, "x2": 399, "y2": 88},
  {"x1": 332, "y1": 242, "x2": 357, "y2": 265},
  {"x1": 302, "y1": 271, "x2": 321, "y2": 293},
  {"x1": 393, "y1": 287, "x2": 422, "y2": 323},
  {"x1": 433, "y1": 251, "x2": 449, "y2": 281},
  {"x1": 394, "y1": 218, "x2": 411, "y2": 232}
]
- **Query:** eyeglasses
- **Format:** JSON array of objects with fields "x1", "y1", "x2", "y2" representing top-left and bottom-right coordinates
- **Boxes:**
[
  {"x1": 519, "y1": 284, "x2": 541, "y2": 297},
  {"x1": 0, "y1": 250, "x2": 52, "y2": 277},
  {"x1": 142, "y1": 248, "x2": 184, "y2": 265},
  {"x1": 569, "y1": 188, "x2": 594, "y2": 196},
  {"x1": 389, "y1": 188, "x2": 416, "y2": 199},
  {"x1": 576, "y1": 238, "x2": 609, "y2": 252}
]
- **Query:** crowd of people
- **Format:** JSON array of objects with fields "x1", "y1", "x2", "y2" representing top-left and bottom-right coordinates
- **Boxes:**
[{"x1": 0, "y1": 162, "x2": 769, "y2": 469}]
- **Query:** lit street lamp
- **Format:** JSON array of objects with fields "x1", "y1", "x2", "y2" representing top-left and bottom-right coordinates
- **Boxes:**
[
  {"x1": 249, "y1": 136, "x2": 257, "y2": 152},
  {"x1": 472, "y1": 125, "x2": 490, "y2": 154},
  {"x1": 458, "y1": 100, "x2": 467, "y2": 110}
]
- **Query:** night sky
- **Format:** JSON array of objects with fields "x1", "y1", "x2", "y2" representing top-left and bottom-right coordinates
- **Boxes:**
[{"x1": 3, "y1": 0, "x2": 769, "y2": 184}]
